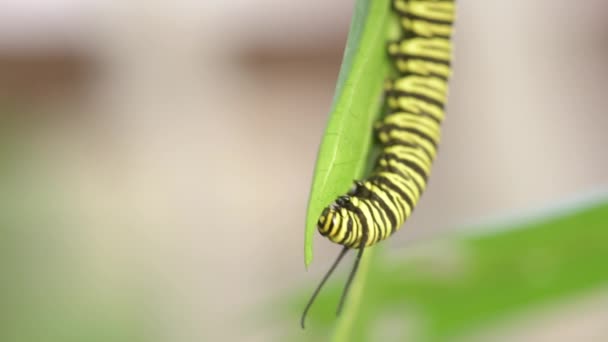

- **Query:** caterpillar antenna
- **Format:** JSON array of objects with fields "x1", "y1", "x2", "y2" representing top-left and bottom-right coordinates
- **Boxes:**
[
  {"x1": 300, "y1": 246, "x2": 350, "y2": 329},
  {"x1": 336, "y1": 247, "x2": 365, "y2": 316}
]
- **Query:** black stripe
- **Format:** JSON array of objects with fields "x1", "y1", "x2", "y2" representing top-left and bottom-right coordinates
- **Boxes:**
[
  {"x1": 349, "y1": 181, "x2": 368, "y2": 197},
  {"x1": 401, "y1": 28, "x2": 451, "y2": 40},
  {"x1": 395, "y1": 65, "x2": 449, "y2": 82},
  {"x1": 379, "y1": 127, "x2": 439, "y2": 163},
  {"x1": 389, "y1": 37, "x2": 452, "y2": 53},
  {"x1": 388, "y1": 96, "x2": 444, "y2": 124},
  {"x1": 390, "y1": 75, "x2": 448, "y2": 95},
  {"x1": 341, "y1": 200, "x2": 370, "y2": 249},
  {"x1": 366, "y1": 195, "x2": 390, "y2": 241},
  {"x1": 390, "y1": 173, "x2": 423, "y2": 207},
  {"x1": 393, "y1": 70, "x2": 450, "y2": 84},
  {"x1": 318, "y1": 208, "x2": 330, "y2": 236},
  {"x1": 383, "y1": 152, "x2": 429, "y2": 182},
  {"x1": 370, "y1": 177, "x2": 410, "y2": 234},
  {"x1": 376, "y1": 157, "x2": 424, "y2": 195},
  {"x1": 382, "y1": 137, "x2": 436, "y2": 162},
  {"x1": 356, "y1": 204, "x2": 370, "y2": 249},
  {"x1": 379, "y1": 123, "x2": 439, "y2": 148},
  {"x1": 372, "y1": 174, "x2": 415, "y2": 213},
  {"x1": 387, "y1": 106, "x2": 441, "y2": 125},
  {"x1": 346, "y1": 213, "x2": 354, "y2": 244},
  {"x1": 328, "y1": 211, "x2": 341, "y2": 238},
  {"x1": 376, "y1": 182, "x2": 406, "y2": 234},
  {"x1": 358, "y1": 198, "x2": 383, "y2": 245},
  {"x1": 387, "y1": 90, "x2": 446, "y2": 112},
  {"x1": 379, "y1": 138, "x2": 434, "y2": 162},
  {"x1": 387, "y1": 107, "x2": 442, "y2": 124},
  {"x1": 337, "y1": 211, "x2": 353, "y2": 245},
  {"x1": 369, "y1": 168, "x2": 408, "y2": 218},
  {"x1": 394, "y1": 8, "x2": 454, "y2": 26},
  {"x1": 388, "y1": 50, "x2": 451, "y2": 67},
  {"x1": 350, "y1": 214, "x2": 362, "y2": 249},
  {"x1": 367, "y1": 185, "x2": 398, "y2": 230}
]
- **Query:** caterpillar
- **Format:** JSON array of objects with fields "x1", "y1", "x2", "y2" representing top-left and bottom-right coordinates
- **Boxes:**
[{"x1": 301, "y1": 0, "x2": 455, "y2": 328}]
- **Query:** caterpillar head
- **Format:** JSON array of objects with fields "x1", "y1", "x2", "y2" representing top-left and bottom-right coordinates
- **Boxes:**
[{"x1": 317, "y1": 202, "x2": 340, "y2": 237}]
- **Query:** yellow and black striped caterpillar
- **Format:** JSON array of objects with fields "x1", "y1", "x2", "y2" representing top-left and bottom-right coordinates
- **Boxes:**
[{"x1": 302, "y1": 0, "x2": 455, "y2": 328}]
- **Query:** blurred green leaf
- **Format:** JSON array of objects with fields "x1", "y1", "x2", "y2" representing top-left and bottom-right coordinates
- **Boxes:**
[
  {"x1": 0, "y1": 130, "x2": 150, "y2": 342},
  {"x1": 304, "y1": 0, "x2": 398, "y2": 268},
  {"x1": 290, "y1": 193, "x2": 608, "y2": 341}
]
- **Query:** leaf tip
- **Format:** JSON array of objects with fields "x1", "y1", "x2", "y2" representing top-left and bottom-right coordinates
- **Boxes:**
[{"x1": 304, "y1": 241, "x2": 313, "y2": 269}]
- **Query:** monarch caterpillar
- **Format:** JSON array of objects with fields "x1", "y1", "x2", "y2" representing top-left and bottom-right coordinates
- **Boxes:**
[{"x1": 301, "y1": 0, "x2": 455, "y2": 328}]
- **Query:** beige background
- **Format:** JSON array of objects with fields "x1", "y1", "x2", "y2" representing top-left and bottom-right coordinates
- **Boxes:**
[{"x1": 1, "y1": 0, "x2": 608, "y2": 341}]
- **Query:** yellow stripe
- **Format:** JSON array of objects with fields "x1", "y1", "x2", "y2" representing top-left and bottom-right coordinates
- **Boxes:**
[
  {"x1": 379, "y1": 131, "x2": 437, "y2": 159},
  {"x1": 364, "y1": 181, "x2": 402, "y2": 226},
  {"x1": 378, "y1": 152, "x2": 431, "y2": 182},
  {"x1": 381, "y1": 158, "x2": 428, "y2": 190},
  {"x1": 382, "y1": 172, "x2": 421, "y2": 203},
  {"x1": 350, "y1": 198, "x2": 368, "y2": 246},
  {"x1": 395, "y1": 59, "x2": 451, "y2": 79},
  {"x1": 376, "y1": 172, "x2": 416, "y2": 216},
  {"x1": 338, "y1": 207, "x2": 350, "y2": 243},
  {"x1": 371, "y1": 181, "x2": 402, "y2": 231},
  {"x1": 358, "y1": 199, "x2": 380, "y2": 245},
  {"x1": 321, "y1": 211, "x2": 333, "y2": 234},
  {"x1": 382, "y1": 113, "x2": 442, "y2": 145},
  {"x1": 393, "y1": 76, "x2": 448, "y2": 103},
  {"x1": 370, "y1": 198, "x2": 390, "y2": 242},
  {"x1": 383, "y1": 145, "x2": 433, "y2": 170},
  {"x1": 393, "y1": 0, "x2": 408, "y2": 13},
  {"x1": 389, "y1": 38, "x2": 451, "y2": 62},
  {"x1": 327, "y1": 211, "x2": 341, "y2": 239},
  {"x1": 344, "y1": 210, "x2": 357, "y2": 247},
  {"x1": 408, "y1": 1, "x2": 455, "y2": 22},
  {"x1": 387, "y1": 95, "x2": 445, "y2": 122},
  {"x1": 352, "y1": 210, "x2": 363, "y2": 247},
  {"x1": 401, "y1": 18, "x2": 453, "y2": 38}
]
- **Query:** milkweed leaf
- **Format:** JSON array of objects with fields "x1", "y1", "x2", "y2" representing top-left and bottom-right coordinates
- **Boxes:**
[{"x1": 304, "y1": 0, "x2": 398, "y2": 268}]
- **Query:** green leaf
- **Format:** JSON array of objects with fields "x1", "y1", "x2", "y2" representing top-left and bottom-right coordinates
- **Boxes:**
[
  {"x1": 304, "y1": 0, "x2": 398, "y2": 268},
  {"x1": 287, "y1": 191, "x2": 608, "y2": 341}
]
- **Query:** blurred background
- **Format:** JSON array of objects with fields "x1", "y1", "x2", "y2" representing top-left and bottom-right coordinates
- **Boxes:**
[{"x1": 1, "y1": 0, "x2": 608, "y2": 341}]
